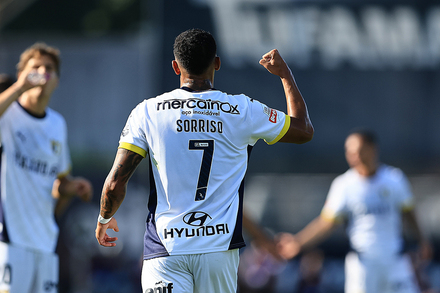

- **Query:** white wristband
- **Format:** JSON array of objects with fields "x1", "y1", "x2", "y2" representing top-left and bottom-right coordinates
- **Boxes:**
[{"x1": 98, "y1": 214, "x2": 112, "y2": 224}]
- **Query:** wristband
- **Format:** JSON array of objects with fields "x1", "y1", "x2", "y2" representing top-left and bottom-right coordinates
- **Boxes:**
[{"x1": 98, "y1": 214, "x2": 112, "y2": 224}]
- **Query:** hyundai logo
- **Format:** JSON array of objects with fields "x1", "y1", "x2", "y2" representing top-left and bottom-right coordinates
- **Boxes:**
[{"x1": 183, "y1": 211, "x2": 212, "y2": 227}]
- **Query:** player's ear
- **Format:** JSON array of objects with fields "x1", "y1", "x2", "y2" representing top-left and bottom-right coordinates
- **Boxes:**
[
  {"x1": 172, "y1": 60, "x2": 181, "y2": 75},
  {"x1": 214, "y1": 56, "x2": 221, "y2": 71}
]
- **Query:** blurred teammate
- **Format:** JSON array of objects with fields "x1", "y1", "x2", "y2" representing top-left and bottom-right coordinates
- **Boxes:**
[
  {"x1": 277, "y1": 129, "x2": 432, "y2": 293},
  {"x1": 95, "y1": 28, "x2": 314, "y2": 292},
  {"x1": 0, "y1": 43, "x2": 93, "y2": 292}
]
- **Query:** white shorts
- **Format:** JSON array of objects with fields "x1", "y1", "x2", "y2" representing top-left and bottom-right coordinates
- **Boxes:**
[
  {"x1": 345, "y1": 251, "x2": 420, "y2": 293},
  {"x1": 0, "y1": 241, "x2": 58, "y2": 293},
  {"x1": 141, "y1": 249, "x2": 239, "y2": 293}
]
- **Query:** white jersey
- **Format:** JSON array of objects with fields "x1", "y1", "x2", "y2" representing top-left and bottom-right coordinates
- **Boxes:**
[
  {"x1": 119, "y1": 88, "x2": 290, "y2": 259},
  {"x1": 0, "y1": 102, "x2": 71, "y2": 253},
  {"x1": 321, "y1": 165, "x2": 414, "y2": 259}
]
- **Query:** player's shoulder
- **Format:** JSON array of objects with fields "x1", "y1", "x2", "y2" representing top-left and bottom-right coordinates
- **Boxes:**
[
  {"x1": 334, "y1": 168, "x2": 357, "y2": 183},
  {"x1": 46, "y1": 107, "x2": 67, "y2": 124},
  {"x1": 378, "y1": 164, "x2": 408, "y2": 183}
]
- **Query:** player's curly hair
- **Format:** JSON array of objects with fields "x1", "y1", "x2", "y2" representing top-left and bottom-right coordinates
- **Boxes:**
[
  {"x1": 173, "y1": 28, "x2": 216, "y2": 75},
  {"x1": 16, "y1": 42, "x2": 61, "y2": 76}
]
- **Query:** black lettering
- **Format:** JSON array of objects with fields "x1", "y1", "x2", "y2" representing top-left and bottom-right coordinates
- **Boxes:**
[
  {"x1": 171, "y1": 100, "x2": 181, "y2": 109},
  {"x1": 206, "y1": 226, "x2": 215, "y2": 236},
  {"x1": 187, "y1": 99, "x2": 196, "y2": 108},
  {"x1": 197, "y1": 100, "x2": 207, "y2": 109},
  {"x1": 199, "y1": 120, "x2": 205, "y2": 132},
  {"x1": 183, "y1": 120, "x2": 190, "y2": 132},
  {"x1": 216, "y1": 224, "x2": 226, "y2": 234},
  {"x1": 218, "y1": 121, "x2": 223, "y2": 133},
  {"x1": 164, "y1": 229, "x2": 174, "y2": 239},
  {"x1": 175, "y1": 228, "x2": 184, "y2": 237},
  {"x1": 186, "y1": 228, "x2": 195, "y2": 237},
  {"x1": 176, "y1": 120, "x2": 182, "y2": 132},
  {"x1": 191, "y1": 120, "x2": 197, "y2": 132},
  {"x1": 196, "y1": 227, "x2": 205, "y2": 237},
  {"x1": 209, "y1": 120, "x2": 216, "y2": 132}
]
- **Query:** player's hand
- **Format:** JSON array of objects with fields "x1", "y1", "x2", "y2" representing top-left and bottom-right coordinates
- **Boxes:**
[
  {"x1": 96, "y1": 217, "x2": 119, "y2": 247},
  {"x1": 276, "y1": 232, "x2": 301, "y2": 260},
  {"x1": 419, "y1": 240, "x2": 433, "y2": 261},
  {"x1": 73, "y1": 177, "x2": 93, "y2": 202},
  {"x1": 259, "y1": 49, "x2": 292, "y2": 79}
]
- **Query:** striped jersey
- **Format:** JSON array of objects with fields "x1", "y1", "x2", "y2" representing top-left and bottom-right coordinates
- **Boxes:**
[
  {"x1": 321, "y1": 165, "x2": 414, "y2": 258},
  {"x1": 0, "y1": 101, "x2": 71, "y2": 253},
  {"x1": 119, "y1": 88, "x2": 290, "y2": 259}
]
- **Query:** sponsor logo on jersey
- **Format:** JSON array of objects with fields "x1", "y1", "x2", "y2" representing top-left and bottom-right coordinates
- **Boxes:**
[
  {"x1": 157, "y1": 98, "x2": 240, "y2": 115},
  {"x1": 269, "y1": 109, "x2": 277, "y2": 123},
  {"x1": 262, "y1": 105, "x2": 277, "y2": 123},
  {"x1": 164, "y1": 211, "x2": 229, "y2": 239},
  {"x1": 183, "y1": 211, "x2": 212, "y2": 226},
  {"x1": 15, "y1": 151, "x2": 58, "y2": 177},
  {"x1": 145, "y1": 281, "x2": 174, "y2": 293}
]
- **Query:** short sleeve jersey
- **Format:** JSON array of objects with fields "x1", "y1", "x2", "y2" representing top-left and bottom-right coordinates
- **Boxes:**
[
  {"x1": 321, "y1": 165, "x2": 414, "y2": 258},
  {"x1": 119, "y1": 88, "x2": 290, "y2": 259},
  {"x1": 0, "y1": 102, "x2": 71, "y2": 253}
]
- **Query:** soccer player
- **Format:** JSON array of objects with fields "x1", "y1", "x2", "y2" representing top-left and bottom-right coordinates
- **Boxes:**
[
  {"x1": 0, "y1": 43, "x2": 93, "y2": 292},
  {"x1": 95, "y1": 28, "x2": 314, "y2": 292},
  {"x1": 277, "y1": 130, "x2": 432, "y2": 293}
]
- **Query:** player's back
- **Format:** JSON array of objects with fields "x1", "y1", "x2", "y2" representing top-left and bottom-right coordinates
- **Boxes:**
[{"x1": 121, "y1": 87, "x2": 288, "y2": 258}]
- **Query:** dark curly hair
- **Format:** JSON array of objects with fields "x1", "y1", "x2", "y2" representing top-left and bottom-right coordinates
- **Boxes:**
[{"x1": 173, "y1": 28, "x2": 217, "y2": 75}]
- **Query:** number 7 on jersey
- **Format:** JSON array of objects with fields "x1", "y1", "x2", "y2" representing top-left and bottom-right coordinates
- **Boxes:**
[{"x1": 189, "y1": 140, "x2": 214, "y2": 201}]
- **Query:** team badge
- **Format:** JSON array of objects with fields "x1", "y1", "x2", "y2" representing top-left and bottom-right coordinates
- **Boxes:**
[{"x1": 51, "y1": 140, "x2": 61, "y2": 154}]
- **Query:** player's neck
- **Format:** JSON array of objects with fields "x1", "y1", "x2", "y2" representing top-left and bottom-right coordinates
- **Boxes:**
[
  {"x1": 181, "y1": 77, "x2": 213, "y2": 91},
  {"x1": 355, "y1": 163, "x2": 378, "y2": 178},
  {"x1": 18, "y1": 90, "x2": 49, "y2": 116}
]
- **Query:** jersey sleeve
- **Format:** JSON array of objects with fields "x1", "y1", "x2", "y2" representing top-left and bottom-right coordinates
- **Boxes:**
[
  {"x1": 57, "y1": 117, "x2": 72, "y2": 178},
  {"x1": 118, "y1": 102, "x2": 149, "y2": 158},
  {"x1": 392, "y1": 168, "x2": 415, "y2": 211},
  {"x1": 247, "y1": 98, "x2": 290, "y2": 146},
  {"x1": 321, "y1": 176, "x2": 347, "y2": 222}
]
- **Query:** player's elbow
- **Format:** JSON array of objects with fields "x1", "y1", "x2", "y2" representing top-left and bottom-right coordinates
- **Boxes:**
[{"x1": 280, "y1": 124, "x2": 314, "y2": 144}]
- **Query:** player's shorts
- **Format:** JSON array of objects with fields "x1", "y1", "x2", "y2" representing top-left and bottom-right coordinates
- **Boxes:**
[
  {"x1": 141, "y1": 249, "x2": 239, "y2": 293},
  {"x1": 345, "y1": 251, "x2": 420, "y2": 293},
  {"x1": 0, "y1": 241, "x2": 58, "y2": 293}
]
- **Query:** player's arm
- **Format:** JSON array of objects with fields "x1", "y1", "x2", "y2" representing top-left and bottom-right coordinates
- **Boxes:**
[
  {"x1": 402, "y1": 208, "x2": 433, "y2": 260},
  {"x1": 52, "y1": 174, "x2": 93, "y2": 217},
  {"x1": 259, "y1": 49, "x2": 314, "y2": 144},
  {"x1": 0, "y1": 66, "x2": 45, "y2": 116},
  {"x1": 243, "y1": 211, "x2": 282, "y2": 260},
  {"x1": 95, "y1": 148, "x2": 143, "y2": 247},
  {"x1": 277, "y1": 215, "x2": 337, "y2": 260}
]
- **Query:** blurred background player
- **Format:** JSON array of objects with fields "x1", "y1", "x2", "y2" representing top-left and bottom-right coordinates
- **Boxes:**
[
  {"x1": 277, "y1": 129, "x2": 433, "y2": 293},
  {"x1": 96, "y1": 28, "x2": 313, "y2": 293},
  {"x1": 0, "y1": 43, "x2": 93, "y2": 292}
]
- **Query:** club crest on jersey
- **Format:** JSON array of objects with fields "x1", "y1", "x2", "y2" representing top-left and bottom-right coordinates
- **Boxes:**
[
  {"x1": 262, "y1": 105, "x2": 277, "y2": 123},
  {"x1": 51, "y1": 141, "x2": 61, "y2": 154}
]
